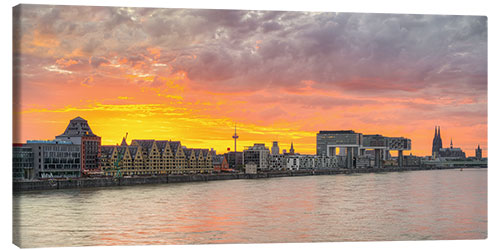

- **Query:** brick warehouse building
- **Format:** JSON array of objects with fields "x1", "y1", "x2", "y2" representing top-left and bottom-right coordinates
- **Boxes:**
[{"x1": 55, "y1": 117, "x2": 101, "y2": 175}]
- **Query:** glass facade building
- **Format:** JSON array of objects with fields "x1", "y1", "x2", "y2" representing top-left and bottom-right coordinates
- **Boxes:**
[
  {"x1": 316, "y1": 130, "x2": 362, "y2": 156},
  {"x1": 27, "y1": 140, "x2": 81, "y2": 178},
  {"x1": 13, "y1": 144, "x2": 34, "y2": 180}
]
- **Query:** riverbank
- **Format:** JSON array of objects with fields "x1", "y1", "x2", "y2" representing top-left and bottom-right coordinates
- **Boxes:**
[{"x1": 13, "y1": 165, "x2": 485, "y2": 192}]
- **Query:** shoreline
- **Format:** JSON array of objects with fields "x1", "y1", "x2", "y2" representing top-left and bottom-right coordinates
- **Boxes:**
[{"x1": 13, "y1": 165, "x2": 486, "y2": 192}]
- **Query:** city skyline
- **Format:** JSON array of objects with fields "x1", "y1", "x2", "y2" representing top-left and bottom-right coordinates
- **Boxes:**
[{"x1": 13, "y1": 5, "x2": 487, "y2": 157}]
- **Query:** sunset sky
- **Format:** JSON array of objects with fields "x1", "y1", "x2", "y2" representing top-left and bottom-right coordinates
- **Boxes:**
[{"x1": 13, "y1": 5, "x2": 487, "y2": 157}]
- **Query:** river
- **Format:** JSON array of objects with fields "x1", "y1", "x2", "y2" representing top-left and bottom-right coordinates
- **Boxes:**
[{"x1": 12, "y1": 168, "x2": 487, "y2": 247}]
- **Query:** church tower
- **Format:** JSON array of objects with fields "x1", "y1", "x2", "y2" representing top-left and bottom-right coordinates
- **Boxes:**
[
  {"x1": 437, "y1": 126, "x2": 443, "y2": 149},
  {"x1": 432, "y1": 126, "x2": 443, "y2": 158},
  {"x1": 432, "y1": 126, "x2": 437, "y2": 154},
  {"x1": 475, "y1": 144, "x2": 482, "y2": 160}
]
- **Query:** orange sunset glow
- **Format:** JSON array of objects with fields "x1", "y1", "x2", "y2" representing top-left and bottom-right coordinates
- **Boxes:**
[{"x1": 13, "y1": 5, "x2": 487, "y2": 157}]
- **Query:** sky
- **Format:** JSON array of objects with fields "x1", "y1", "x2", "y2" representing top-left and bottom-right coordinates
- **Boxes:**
[{"x1": 13, "y1": 4, "x2": 488, "y2": 157}]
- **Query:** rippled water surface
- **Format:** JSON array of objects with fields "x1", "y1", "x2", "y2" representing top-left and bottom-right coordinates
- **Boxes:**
[{"x1": 13, "y1": 169, "x2": 487, "y2": 247}]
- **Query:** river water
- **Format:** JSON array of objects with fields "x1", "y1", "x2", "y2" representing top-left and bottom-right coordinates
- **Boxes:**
[{"x1": 12, "y1": 169, "x2": 487, "y2": 248}]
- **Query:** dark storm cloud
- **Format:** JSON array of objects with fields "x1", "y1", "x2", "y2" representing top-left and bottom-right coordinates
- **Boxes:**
[{"x1": 125, "y1": 10, "x2": 485, "y2": 97}]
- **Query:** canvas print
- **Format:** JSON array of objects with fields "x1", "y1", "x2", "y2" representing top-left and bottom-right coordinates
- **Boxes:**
[{"x1": 12, "y1": 4, "x2": 487, "y2": 248}]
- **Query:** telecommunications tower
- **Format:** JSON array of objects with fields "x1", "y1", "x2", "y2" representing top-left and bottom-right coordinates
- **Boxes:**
[{"x1": 232, "y1": 123, "x2": 239, "y2": 152}]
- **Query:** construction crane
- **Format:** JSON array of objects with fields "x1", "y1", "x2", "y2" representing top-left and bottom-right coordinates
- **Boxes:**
[
  {"x1": 113, "y1": 148, "x2": 124, "y2": 178},
  {"x1": 113, "y1": 132, "x2": 127, "y2": 179}
]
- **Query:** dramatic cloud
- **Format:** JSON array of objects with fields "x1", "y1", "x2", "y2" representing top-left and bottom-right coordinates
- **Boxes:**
[{"x1": 13, "y1": 5, "x2": 487, "y2": 156}]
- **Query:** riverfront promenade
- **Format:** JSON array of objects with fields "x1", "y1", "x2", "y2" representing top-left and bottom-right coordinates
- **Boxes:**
[{"x1": 13, "y1": 165, "x2": 485, "y2": 192}]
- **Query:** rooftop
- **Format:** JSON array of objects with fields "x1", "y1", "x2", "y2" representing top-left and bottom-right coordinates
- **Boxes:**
[
  {"x1": 318, "y1": 130, "x2": 356, "y2": 134},
  {"x1": 27, "y1": 139, "x2": 74, "y2": 144},
  {"x1": 56, "y1": 116, "x2": 98, "y2": 137}
]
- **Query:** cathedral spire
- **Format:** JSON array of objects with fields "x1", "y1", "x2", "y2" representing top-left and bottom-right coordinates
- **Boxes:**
[
  {"x1": 450, "y1": 138, "x2": 453, "y2": 148},
  {"x1": 433, "y1": 126, "x2": 437, "y2": 144},
  {"x1": 432, "y1": 125, "x2": 443, "y2": 159},
  {"x1": 437, "y1": 126, "x2": 442, "y2": 149}
]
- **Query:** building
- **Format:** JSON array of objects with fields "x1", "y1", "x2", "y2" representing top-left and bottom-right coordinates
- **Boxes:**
[
  {"x1": 289, "y1": 142, "x2": 295, "y2": 155},
  {"x1": 439, "y1": 147, "x2": 466, "y2": 160},
  {"x1": 185, "y1": 148, "x2": 213, "y2": 174},
  {"x1": 100, "y1": 146, "x2": 126, "y2": 177},
  {"x1": 316, "y1": 130, "x2": 362, "y2": 160},
  {"x1": 12, "y1": 116, "x2": 99, "y2": 179},
  {"x1": 403, "y1": 154, "x2": 423, "y2": 167},
  {"x1": 170, "y1": 141, "x2": 187, "y2": 174},
  {"x1": 269, "y1": 154, "x2": 287, "y2": 171},
  {"x1": 386, "y1": 137, "x2": 412, "y2": 167},
  {"x1": 476, "y1": 145, "x2": 483, "y2": 160},
  {"x1": 361, "y1": 134, "x2": 388, "y2": 168},
  {"x1": 431, "y1": 127, "x2": 467, "y2": 160},
  {"x1": 225, "y1": 151, "x2": 243, "y2": 170},
  {"x1": 245, "y1": 163, "x2": 257, "y2": 174},
  {"x1": 271, "y1": 141, "x2": 280, "y2": 155},
  {"x1": 285, "y1": 154, "x2": 338, "y2": 171},
  {"x1": 316, "y1": 130, "x2": 411, "y2": 168},
  {"x1": 100, "y1": 146, "x2": 117, "y2": 176},
  {"x1": 299, "y1": 155, "x2": 315, "y2": 169},
  {"x1": 55, "y1": 117, "x2": 101, "y2": 174},
  {"x1": 13, "y1": 143, "x2": 34, "y2": 180},
  {"x1": 286, "y1": 155, "x2": 301, "y2": 171},
  {"x1": 243, "y1": 143, "x2": 270, "y2": 171},
  {"x1": 317, "y1": 130, "x2": 362, "y2": 168},
  {"x1": 355, "y1": 155, "x2": 371, "y2": 168},
  {"x1": 101, "y1": 139, "x2": 213, "y2": 177},
  {"x1": 432, "y1": 126, "x2": 443, "y2": 159},
  {"x1": 213, "y1": 155, "x2": 229, "y2": 172},
  {"x1": 25, "y1": 140, "x2": 81, "y2": 178},
  {"x1": 131, "y1": 140, "x2": 164, "y2": 175},
  {"x1": 315, "y1": 155, "x2": 338, "y2": 169},
  {"x1": 438, "y1": 139, "x2": 466, "y2": 160}
]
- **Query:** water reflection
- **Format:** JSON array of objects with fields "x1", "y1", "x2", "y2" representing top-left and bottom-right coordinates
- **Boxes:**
[{"x1": 13, "y1": 169, "x2": 487, "y2": 247}]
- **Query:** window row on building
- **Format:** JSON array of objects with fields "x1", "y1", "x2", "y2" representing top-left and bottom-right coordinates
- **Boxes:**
[
  {"x1": 283, "y1": 155, "x2": 338, "y2": 171},
  {"x1": 13, "y1": 140, "x2": 82, "y2": 180},
  {"x1": 242, "y1": 143, "x2": 338, "y2": 172}
]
